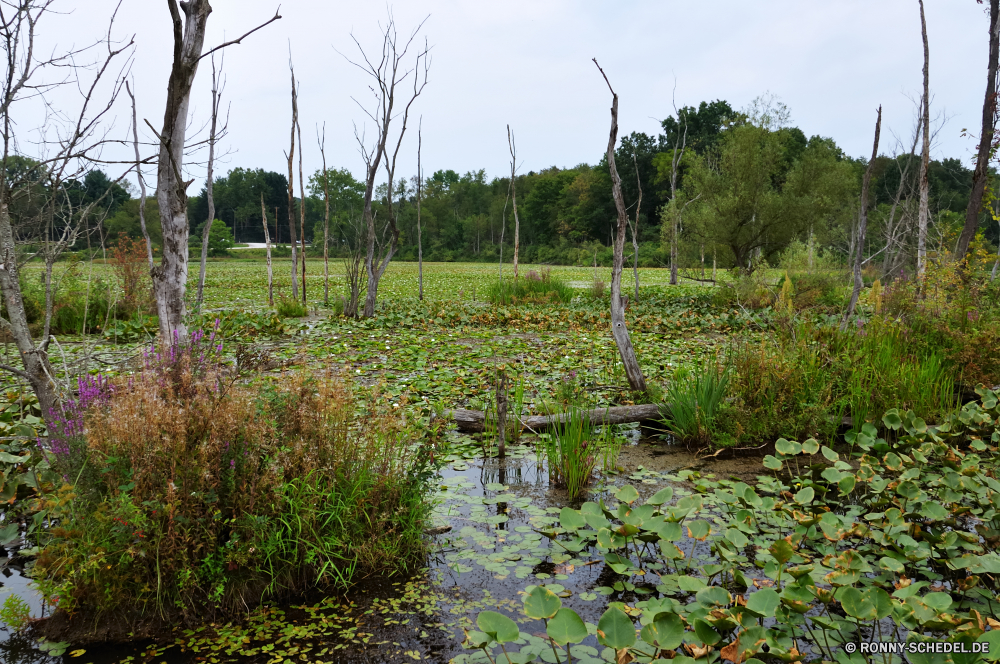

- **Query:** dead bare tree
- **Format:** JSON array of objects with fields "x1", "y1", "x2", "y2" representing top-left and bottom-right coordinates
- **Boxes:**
[
  {"x1": 417, "y1": 117, "x2": 424, "y2": 300},
  {"x1": 872, "y1": 107, "x2": 923, "y2": 278},
  {"x1": 126, "y1": 82, "x2": 154, "y2": 270},
  {"x1": 318, "y1": 124, "x2": 330, "y2": 304},
  {"x1": 195, "y1": 53, "x2": 226, "y2": 313},
  {"x1": 630, "y1": 152, "x2": 642, "y2": 300},
  {"x1": 261, "y1": 194, "x2": 273, "y2": 305},
  {"x1": 153, "y1": 1, "x2": 281, "y2": 342},
  {"x1": 285, "y1": 53, "x2": 299, "y2": 301},
  {"x1": 958, "y1": 0, "x2": 1000, "y2": 261},
  {"x1": 842, "y1": 107, "x2": 882, "y2": 331},
  {"x1": 0, "y1": 1, "x2": 134, "y2": 419},
  {"x1": 296, "y1": 93, "x2": 307, "y2": 304},
  {"x1": 508, "y1": 125, "x2": 521, "y2": 280},
  {"x1": 593, "y1": 59, "x2": 648, "y2": 394},
  {"x1": 666, "y1": 94, "x2": 688, "y2": 286},
  {"x1": 344, "y1": 15, "x2": 430, "y2": 318},
  {"x1": 916, "y1": 0, "x2": 931, "y2": 278},
  {"x1": 498, "y1": 181, "x2": 510, "y2": 280}
]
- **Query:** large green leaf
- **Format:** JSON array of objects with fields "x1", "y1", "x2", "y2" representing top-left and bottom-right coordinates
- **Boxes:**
[
  {"x1": 647, "y1": 487, "x2": 674, "y2": 506},
  {"x1": 640, "y1": 613, "x2": 684, "y2": 650},
  {"x1": 597, "y1": 607, "x2": 636, "y2": 649},
  {"x1": 745, "y1": 588, "x2": 779, "y2": 617},
  {"x1": 476, "y1": 611, "x2": 519, "y2": 643},
  {"x1": 559, "y1": 507, "x2": 586, "y2": 531},
  {"x1": 794, "y1": 487, "x2": 814, "y2": 504},
  {"x1": 686, "y1": 519, "x2": 711, "y2": 541},
  {"x1": 978, "y1": 630, "x2": 1000, "y2": 662},
  {"x1": 615, "y1": 485, "x2": 640, "y2": 504},
  {"x1": 695, "y1": 586, "x2": 730, "y2": 608},
  {"x1": 694, "y1": 618, "x2": 721, "y2": 645},
  {"x1": 523, "y1": 585, "x2": 561, "y2": 620},
  {"x1": 546, "y1": 608, "x2": 588, "y2": 646},
  {"x1": 839, "y1": 587, "x2": 876, "y2": 620}
]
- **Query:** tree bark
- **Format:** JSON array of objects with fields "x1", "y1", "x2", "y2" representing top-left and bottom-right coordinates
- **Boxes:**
[
  {"x1": 296, "y1": 99, "x2": 307, "y2": 304},
  {"x1": 261, "y1": 194, "x2": 273, "y2": 305},
  {"x1": 508, "y1": 125, "x2": 521, "y2": 280},
  {"x1": 594, "y1": 59, "x2": 648, "y2": 394},
  {"x1": 842, "y1": 106, "x2": 882, "y2": 331},
  {"x1": 957, "y1": 0, "x2": 1000, "y2": 261},
  {"x1": 916, "y1": 0, "x2": 931, "y2": 279},
  {"x1": 154, "y1": 0, "x2": 213, "y2": 343},
  {"x1": 417, "y1": 118, "x2": 424, "y2": 300},
  {"x1": 631, "y1": 152, "x2": 642, "y2": 300},
  {"x1": 286, "y1": 57, "x2": 299, "y2": 301},
  {"x1": 319, "y1": 125, "x2": 330, "y2": 304},
  {"x1": 445, "y1": 404, "x2": 663, "y2": 434},
  {"x1": 196, "y1": 55, "x2": 222, "y2": 313}
]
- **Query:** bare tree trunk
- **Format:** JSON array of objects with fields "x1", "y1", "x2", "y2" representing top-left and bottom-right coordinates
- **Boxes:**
[
  {"x1": 154, "y1": 2, "x2": 280, "y2": 342},
  {"x1": 594, "y1": 59, "x2": 647, "y2": 394},
  {"x1": 319, "y1": 124, "x2": 330, "y2": 305},
  {"x1": 418, "y1": 118, "x2": 424, "y2": 300},
  {"x1": 958, "y1": 0, "x2": 1000, "y2": 261},
  {"x1": 286, "y1": 56, "x2": 299, "y2": 301},
  {"x1": 261, "y1": 194, "x2": 273, "y2": 305},
  {"x1": 154, "y1": 0, "x2": 213, "y2": 342},
  {"x1": 354, "y1": 22, "x2": 429, "y2": 318},
  {"x1": 508, "y1": 125, "x2": 521, "y2": 280},
  {"x1": 843, "y1": 107, "x2": 882, "y2": 331},
  {"x1": 297, "y1": 98, "x2": 307, "y2": 304},
  {"x1": 196, "y1": 55, "x2": 223, "y2": 313},
  {"x1": 499, "y1": 182, "x2": 509, "y2": 280},
  {"x1": 126, "y1": 83, "x2": 154, "y2": 270},
  {"x1": 916, "y1": 0, "x2": 931, "y2": 278},
  {"x1": 631, "y1": 152, "x2": 642, "y2": 300},
  {"x1": 712, "y1": 246, "x2": 717, "y2": 282}
]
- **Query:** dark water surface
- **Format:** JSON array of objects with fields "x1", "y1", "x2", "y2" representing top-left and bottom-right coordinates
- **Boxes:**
[{"x1": 0, "y1": 439, "x2": 748, "y2": 664}]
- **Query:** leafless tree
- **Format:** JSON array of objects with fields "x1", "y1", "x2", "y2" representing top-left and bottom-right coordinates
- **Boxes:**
[
  {"x1": 126, "y1": 83, "x2": 154, "y2": 271},
  {"x1": 195, "y1": 53, "x2": 227, "y2": 313},
  {"x1": 508, "y1": 125, "x2": 521, "y2": 280},
  {"x1": 344, "y1": 14, "x2": 430, "y2": 318},
  {"x1": 666, "y1": 88, "x2": 689, "y2": 287},
  {"x1": 261, "y1": 194, "x2": 273, "y2": 305},
  {"x1": 916, "y1": 0, "x2": 931, "y2": 278},
  {"x1": 152, "y1": 1, "x2": 281, "y2": 342},
  {"x1": 296, "y1": 94, "x2": 307, "y2": 304},
  {"x1": 318, "y1": 123, "x2": 330, "y2": 304},
  {"x1": 630, "y1": 152, "x2": 642, "y2": 300},
  {"x1": 958, "y1": 0, "x2": 1000, "y2": 261},
  {"x1": 417, "y1": 117, "x2": 424, "y2": 300},
  {"x1": 593, "y1": 59, "x2": 647, "y2": 394},
  {"x1": 498, "y1": 181, "x2": 510, "y2": 280},
  {"x1": 842, "y1": 107, "x2": 882, "y2": 331},
  {"x1": 285, "y1": 53, "x2": 299, "y2": 301},
  {"x1": 0, "y1": 1, "x2": 134, "y2": 419}
]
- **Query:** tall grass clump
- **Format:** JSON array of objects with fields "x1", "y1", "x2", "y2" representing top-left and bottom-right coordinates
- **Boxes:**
[
  {"x1": 542, "y1": 407, "x2": 599, "y2": 499},
  {"x1": 275, "y1": 292, "x2": 308, "y2": 318},
  {"x1": 660, "y1": 357, "x2": 731, "y2": 448},
  {"x1": 486, "y1": 269, "x2": 574, "y2": 305},
  {"x1": 33, "y1": 332, "x2": 432, "y2": 627}
]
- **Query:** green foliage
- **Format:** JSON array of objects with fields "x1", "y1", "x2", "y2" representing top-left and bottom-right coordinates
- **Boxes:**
[
  {"x1": 660, "y1": 356, "x2": 731, "y2": 447},
  {"x1": 190, "y1": 219, "x2": 235, "y2": 257},
  {"x1": 0, "y1": 594, "x2": 31, "y2": 631},
  {"x1": 32, "y1": 351, "x2": 435, "y2": 622},
  {"x1": 275, "y1": 293, "x2": 308, "y2": 318},
  {"x1": 463, "y1": 391, "x2": 1000, "y2": 664},
  {"x1": 541, "y1": 407, "x2": 601, "y2": 499},
  {"x1": 485, "y1": 270, "x2": 574, "y2": 306}
]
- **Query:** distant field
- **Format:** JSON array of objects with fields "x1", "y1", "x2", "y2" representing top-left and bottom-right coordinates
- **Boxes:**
[{"x1": 29, "y1": 259, "x2": 721, "y2": 310}]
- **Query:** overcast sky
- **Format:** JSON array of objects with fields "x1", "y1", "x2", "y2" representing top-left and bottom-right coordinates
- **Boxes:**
[{"x1": 31, "y1": 0, "x2": 994, "y2": 192}]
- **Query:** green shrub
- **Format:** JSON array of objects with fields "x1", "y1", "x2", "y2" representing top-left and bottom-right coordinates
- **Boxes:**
[
  {"x1": 485, "y1": 269, "x2": 574, "y2": 305},
  {"x1": 275, "y1": 293, "x2": 308, "y2": 318},
  {"x1": 660, "y1": 357, "x2": 731, "y2": 447},
  {"x1": 33, "y1": 338, "x2": 433, "y2": 623}
]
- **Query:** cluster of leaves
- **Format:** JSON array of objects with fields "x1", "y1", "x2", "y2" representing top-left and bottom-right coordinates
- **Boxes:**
[{"x1": 461, "y1": 390, "x2": 1000, "y2": 664}]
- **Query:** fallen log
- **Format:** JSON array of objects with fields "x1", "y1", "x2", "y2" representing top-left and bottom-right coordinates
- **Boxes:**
[{"x1": 442, "y1": 404, "x2": 664, "y2": 434}]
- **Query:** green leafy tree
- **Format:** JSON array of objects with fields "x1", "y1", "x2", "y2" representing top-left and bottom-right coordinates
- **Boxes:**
[{"x1": 189, "y1": 220, "x2": 234, "y2": 257}]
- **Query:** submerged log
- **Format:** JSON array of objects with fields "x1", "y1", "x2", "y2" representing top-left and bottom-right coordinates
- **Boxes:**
[{"x1": 442, "y1": 404, "x2": 664, "y2": 434}]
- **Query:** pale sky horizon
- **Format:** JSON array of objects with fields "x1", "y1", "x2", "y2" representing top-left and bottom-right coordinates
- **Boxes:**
[{"x1": 26, "y1": 0, "x2": 995, "y2": 194}]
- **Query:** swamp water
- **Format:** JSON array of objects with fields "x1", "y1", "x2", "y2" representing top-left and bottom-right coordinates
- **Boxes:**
[{"x1": 0, "y1": 436, "x2": 760, "y2": 664}]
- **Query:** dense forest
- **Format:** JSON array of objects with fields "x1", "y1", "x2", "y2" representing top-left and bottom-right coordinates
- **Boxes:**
[{"x1": 92, "y1": 97, "x2": 995, "y2": 273}]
